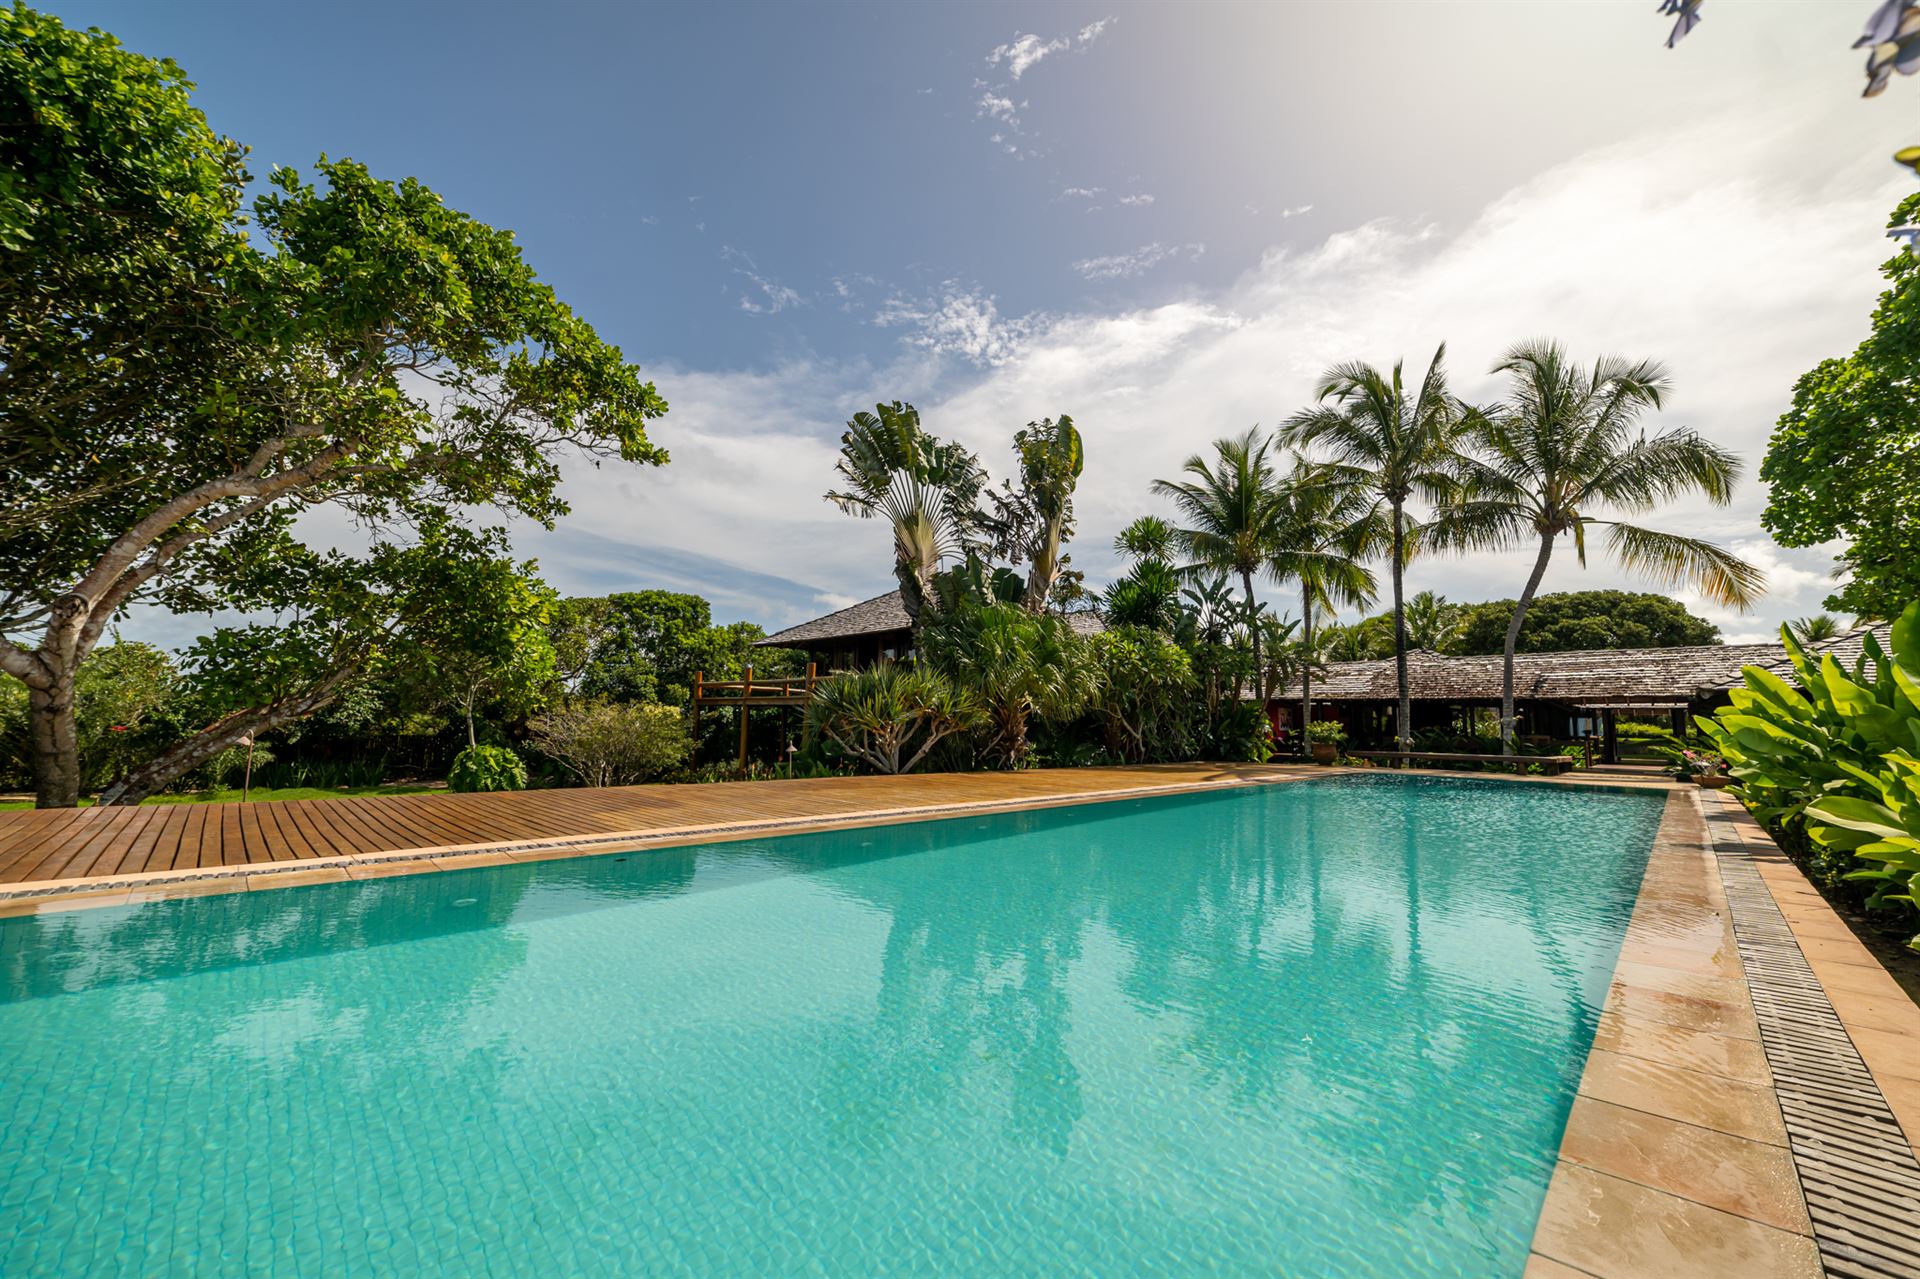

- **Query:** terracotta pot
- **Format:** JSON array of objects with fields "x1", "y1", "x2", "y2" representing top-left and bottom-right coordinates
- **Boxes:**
[
  {"x1": 1311, "y1": 742, "x2": 1338, "y2": 765},
  {"x1": 1695, "y1": 774, "x2": 1734, "y2": 789}
]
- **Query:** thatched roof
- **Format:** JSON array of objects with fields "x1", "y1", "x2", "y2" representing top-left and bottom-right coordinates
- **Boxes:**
[
  {"x1": 1725, "y1": 622, "x2": 1892, "y2": 689},
  {"x1": 757, "y1": 589, "x2": 1104, "y2": 648},
  {"x1": 1284, "y1": 622, "x2": 1892, "y2": 705}
]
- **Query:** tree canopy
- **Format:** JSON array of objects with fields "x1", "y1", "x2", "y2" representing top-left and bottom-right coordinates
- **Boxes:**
[
  {"x1": 1761, "y1": 190, "x2": 1920, "y2": 619},
  {"x1": 0, "y1": 6, "x2": 667, "y2": 804},
  {"x1": 1451, "y1": 590, "x2": 1721, "y2": 655}
]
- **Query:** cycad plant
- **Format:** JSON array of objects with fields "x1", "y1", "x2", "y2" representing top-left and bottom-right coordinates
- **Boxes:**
[
  {"x1": 1282, "y1": 346, "x2": 1460, "y2": 749},
  {"x1": 1269, "y1": 457, "x2": 1381, "y2": 754},
  {"x1": 1152, "y1": 428, "x2": 1289, "y2": 686},
  {"x1": 1435, "y1": 341, "x2": 1764, "y2": 751},
  {"x1": 826, "y1": 401, "x2": 987, "y2": 630}
]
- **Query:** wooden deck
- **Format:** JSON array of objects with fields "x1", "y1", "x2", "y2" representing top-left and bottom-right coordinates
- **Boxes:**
[{"x1": 0, "y1": 763, "x2": 1319, "y2": 897}]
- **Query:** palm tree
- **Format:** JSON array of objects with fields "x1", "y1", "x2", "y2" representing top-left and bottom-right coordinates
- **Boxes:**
[
  {"x1": 1434, "y1": 341, "x2": 1765, "y2": 752},
  {"x1": 1152, "y1": 428, "x2": 1289, "y2": 688},
  {"x1": 1790, "y1": 613, "x2": 1844, "y2": 645},
  {"x1": 1269, "y1": 458, "x2": 1382, "y2": 755},
  {"x1": 1402, "y1": 590, "x2": 1460, "y2": 651},
  {"x1": 1281, "y1": 346, "x2": 1460, "y2": 750},
  {"x1": 826, "y1": 402, "x2": 987, "y2": 631},
  {"x1": 1113, "y1": 514, "x2": 1177, "y2": 563}
]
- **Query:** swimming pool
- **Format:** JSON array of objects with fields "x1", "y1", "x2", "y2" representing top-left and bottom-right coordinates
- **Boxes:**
[{"x1": 0, "y1": 774, "x2": 1664, "y2": 1277}]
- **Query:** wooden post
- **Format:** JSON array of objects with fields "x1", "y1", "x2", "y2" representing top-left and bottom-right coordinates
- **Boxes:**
[
  {"x1": 1602, "y1": 708, "x2": 1619, "y2": 766},
  {"x1": 737, "y1": 665, "x2": 753, "y2": 768},
  {"x1": 691, "y1": 671, "x2": 703, "y2": 749}
]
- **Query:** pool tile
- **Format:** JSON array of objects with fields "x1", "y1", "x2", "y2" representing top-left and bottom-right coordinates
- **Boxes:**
[
  {"x1": 1578, "y1": 1050, "x2": 1787, "y2": 1146},
  {"x1": 1611, "y1": 960, "x2": 1747, "y2": 1005},
  {"x1": 1531, "y1": 1164, "x2": 1821, "y2": 1279},
  {"x1": 0, "y1": 889, "x2": 131, "y2": 916},
  {"x1": 1590, "y1": 1012, "x2": 1769, "y2": 1084},
  {"x1": 245, "y1": 866, "x2": 351, "y2": 890},
  {"x1": 1523, "y1": 1255, "x2": 1595, "y2": 1278},
  {"x1": 1556, "y1": 1097, "x2": 1809, "y2": 1233}
]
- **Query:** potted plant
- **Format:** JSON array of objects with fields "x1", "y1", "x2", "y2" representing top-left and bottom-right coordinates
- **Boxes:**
[
  {"x1": 1678, "y1": 748, "x2": 1733, "y2": 788},
  {"x1": 1305, "y1": 720, "x2": 1346, "y2": 765}
]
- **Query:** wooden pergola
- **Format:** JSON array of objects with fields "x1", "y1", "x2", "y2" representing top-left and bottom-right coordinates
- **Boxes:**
[{"x1": 691, "y1": 664, "x2": 820, "y2": 767}]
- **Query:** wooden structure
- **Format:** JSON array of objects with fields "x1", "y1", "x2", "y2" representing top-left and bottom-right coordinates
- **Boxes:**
[
  {"x1": 756, "y1": 589, "x2": 1104, "y2": 671},
  {"x1": 0, "y1": 762, "x2": 1317, "y2": 896},
  {"x1": 1277, "y1": 625, "x2": 1888, "y2": 763},
  {"x1": 691, "y1": 663, "x2": 819, "y2": 767}
]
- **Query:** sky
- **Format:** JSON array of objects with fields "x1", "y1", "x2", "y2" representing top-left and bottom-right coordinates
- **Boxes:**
[{"x1": 60, "y1": 0, "x2": 1915, "y2": 645}]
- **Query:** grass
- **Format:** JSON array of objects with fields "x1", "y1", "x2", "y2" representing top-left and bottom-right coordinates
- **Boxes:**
[{"x1": 0, "y1": 782, "x2": 443, "y2": 810}]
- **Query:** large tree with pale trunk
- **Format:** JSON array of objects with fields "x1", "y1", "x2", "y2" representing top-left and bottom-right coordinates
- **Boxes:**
[{"x1": 0, "y1": 7, "x2": 666, "y2": 805}]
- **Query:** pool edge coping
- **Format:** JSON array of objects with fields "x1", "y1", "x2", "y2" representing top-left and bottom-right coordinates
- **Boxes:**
[{"x1": 1527, "y1": 787, "x2": 1920, "y2": 1279}]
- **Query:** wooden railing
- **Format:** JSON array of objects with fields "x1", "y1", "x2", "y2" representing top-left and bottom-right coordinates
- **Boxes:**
[{"x1": 691, "y1": 664, "x2": 820, "y2": 766}]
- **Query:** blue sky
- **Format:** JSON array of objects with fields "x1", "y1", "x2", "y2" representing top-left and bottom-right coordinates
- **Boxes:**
[{"x1": 60, "y1": 1, "x2": 1916, "y2": 642}]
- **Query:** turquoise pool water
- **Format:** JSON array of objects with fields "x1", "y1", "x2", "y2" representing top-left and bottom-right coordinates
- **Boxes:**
[{"x1": 0, "y1": 774, "x2": 1664, "y2": 1277}]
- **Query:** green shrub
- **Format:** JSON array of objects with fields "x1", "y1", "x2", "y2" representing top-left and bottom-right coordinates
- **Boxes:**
[
  {"x1": 1087, "y1": 626, "x2": 1195, "y2": 763},
  {"x1": 803, "y1": 662, "x2": 982, "y2": 775},
  {"x1": 1304, "y1": 720, "x2": 1346, "y2": 745},
  {"x1": 528, "y1": 699, "x2": 691, "y2": 788},
  {"x1": 1701, "y1": 601, "x2": 1920, "y2": 948},
  {"x1": 1207, "y1": 700, "x2": 1272, "y2": 762},
  {"x1": 448, "y1": 745, "x2": 527, "y2": 792}
]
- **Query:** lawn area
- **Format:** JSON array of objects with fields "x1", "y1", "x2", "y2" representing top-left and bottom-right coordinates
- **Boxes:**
[{"x1": 0, "y1": 783, "x2": 444, "y2": 810}]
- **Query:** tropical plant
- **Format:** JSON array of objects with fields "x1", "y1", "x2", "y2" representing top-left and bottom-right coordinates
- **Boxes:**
[
  {"x1": 1401, "y1": 591, "x2": 1460, "y2": 651},
  {"x1": 1086, "y1": 626, "x2": 1195, "y2": 763},
  {"x1": 1269, "y1": 457, "x2": 1381, "y2": 754},
  {"x1": 922, "y1": 602, "x2": 1096, "y2": 767},
  {"x1": 1208, "y1": 699, "x2": 1274, "y2": 763},
  {"x1": 0, "y1": 11, "x2": 668, "y2": 807},
  {"x1": 1807, "y1": 754, "x2": 1920, "y2": 952},
  {"x1": 1304, "y1": 720, "x2": 1347, "y2": 745},
  {"x1": 1282, "y1": 345, "x2": 1460, "y2": 749},
  {"x1": 1102, "y1": 559, "x2": 1184, "y2": 632},
  {"x1": 1698, "y1": 601, "x2": 1920, "y2": 944},
  {"x1": 803, "y1": 661, "x2": 982, "y2": 775},
  {"x1": 1434, "y1": 341, "x2": 1763, "y2": 752},
  {"x1": 987, "y1": 415, "x2": 1084, "y2": 613},
  {"x1": 1113, "y1": 515, "x2": 1178, "y2": 563},
  {"x1": 448, "y1": 745, "x2": 528, "y2": 793},
  {"x1": 826, "y1": 402, "x2": 987, "y2": 631},
  {"x1": 528, "y1": 699, "x2": 691, "y2": 788},
  {"x1": 1791, "y1": 614, "x2": 1845, "y2": 646},
  {"x1": 1153, "y1": 428, "x2": 1289, "y2": 687}
]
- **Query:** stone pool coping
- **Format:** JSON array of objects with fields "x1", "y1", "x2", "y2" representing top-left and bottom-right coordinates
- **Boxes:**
[{"x1": 1526, "y1": 786, "x2": 1920, "y2": 1279}]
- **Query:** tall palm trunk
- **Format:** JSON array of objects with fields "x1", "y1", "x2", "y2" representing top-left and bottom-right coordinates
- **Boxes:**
[
  {"x1": 1241, "y1": 567, "x2": 1260, "y2": 707},
  {"x1": 1501, "y1": 535, "x2": 1555, "y2": 756},
  {"x1": 1389, "y1": 503, "x2": 1410, "y2": 750},
  {"x1": 1299, "y1": 593, "x2": 1314, "y2": 758}
]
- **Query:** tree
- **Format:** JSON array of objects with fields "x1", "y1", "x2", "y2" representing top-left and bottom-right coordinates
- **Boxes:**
[
  {"x1": 1451, "y1": 591, "x2": 1722, "y2": 656},
  {"x1": 922, "y1": 601, "x2": 1096, "y2": 766},
  {"x1": 1086, "y1": 626, "x2": 1195, "y2": 763},
  {"x1": 987, "y1": 415, "x2": 1084, "y2": 613},
  {"x1": 1152, "y1": 428, "x2": 1289, "y2": 695},
  {"x1": 804, "y1": 661, "x2": 981, "y2": 774},
  {"x1": 1402, "y1": 591, "x2": 1460, "y2": 651},
  {"x1": 1761, "y1": 193, "x2": 1920, "y2": 620},
  {"x1": 1113, "y1": 515, "x2": 1177, "y2": 563},
  {"x1": 0, "y1": 13, "x2": 667, "y2": 805},
  {"x1": 1282, "y1": 346, "x2": 1459, "y2": 749},
  {"x1": 1435, "y1": 341, "x2": 1761, "y2": 750},
  {"x1": 413, "y1": 566, "x2": 557, "y2": 749},
  {"x1": 1791, "y1": 613, "x2": 1845, "y2": 645},
  {"x1": 96, "y1": 523, "x2": 551, "y2": 804},
  {"x1": 826, "y1": 402, "x2": 986, "y2": 632},
  {"x1": 1269, "y1": 458, "x2": 1381, "y2": 755},
  {"x1": 528, "y1": 699, "x2": 691, "y2": 788},
  {"x1": 1101, "y1": 559, "x2": 1184, "y2": 632}
]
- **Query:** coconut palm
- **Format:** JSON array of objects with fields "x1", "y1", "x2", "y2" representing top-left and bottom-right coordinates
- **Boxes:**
[
  {"x1": 1269, "y1": 458, "x2": 1382, "y2": 755},
  {"x1": 1433, "y1": 340, "x2": 1764, "y2": 752},
  {"x1": 1152, "y1": 428, "x2": 1289, "y2": 686},
  {"x1": 826, "y1": 401, "x2": 988, "y2": 630},
  {"x1": 1281, "y1": 346, "x2": 1461, "y2": 750},
  {"x1": 1402, "y1": 591, "x2": 1460, "y2": 652},
  {"x1": 1113, "y1": 514, "x2": 1177, "y2": 563},
  {"x1": 1790, "y1": 613, "x2": 1844, "y2": 645}
]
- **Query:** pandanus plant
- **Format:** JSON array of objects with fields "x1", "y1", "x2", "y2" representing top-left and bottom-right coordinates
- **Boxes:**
[{"x1": 1433, "y1": 341, "x2": 1764, "y2": 752}]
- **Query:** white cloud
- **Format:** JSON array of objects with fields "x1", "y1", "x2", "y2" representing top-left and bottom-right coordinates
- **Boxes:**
[
  {"x1": 1281, "y1": 204, "x2": 1313, "y2": 218},
  {"x1": 1118, "y1": 193, "x2": 1156, "y2": 206},
  {"x1": 425, "y1": 105, "x2": 1900, "y2": 636},
  {"x1": 722, "y1": 247, "x2": 805, "y2": 315},
  {"x1": 987, "y1": 33, "x2": 1071, "y2": 81},
  {"x1": 1072, "y1": 241, "x2": 1206, "y2": 280},
  {"x1": 1060, "y1": 186, "x2": 1105, "y2": 200}
]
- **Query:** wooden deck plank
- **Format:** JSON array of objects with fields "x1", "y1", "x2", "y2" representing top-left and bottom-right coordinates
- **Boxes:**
[{"x1": 0, "y1": 763, "x2": 1325, "y2": 892}]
